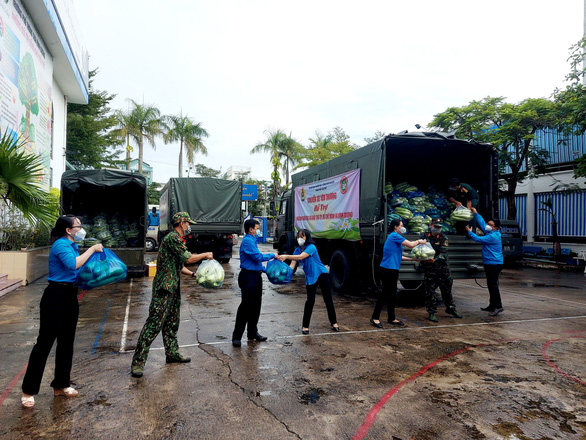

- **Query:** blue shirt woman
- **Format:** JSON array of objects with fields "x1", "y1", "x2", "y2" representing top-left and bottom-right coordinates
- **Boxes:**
[
  {"x1": 21, "y1": 215, "x2": 103, "y2": 409},
  {"x1": 281, "y1": 229, "x2": 339, "y2": 334},
  {"x1": 371, "y1": 219, "x2": 425, "y2": 328}
]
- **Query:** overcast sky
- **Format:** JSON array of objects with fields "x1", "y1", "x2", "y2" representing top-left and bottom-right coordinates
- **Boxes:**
[{"x1": 73, "y1": 0, "x2": 584, "y2": 184}]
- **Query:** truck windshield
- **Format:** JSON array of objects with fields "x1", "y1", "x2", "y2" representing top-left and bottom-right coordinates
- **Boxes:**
[{"x1": 279, "y1": 199, "x2": 288, "y2": 215}]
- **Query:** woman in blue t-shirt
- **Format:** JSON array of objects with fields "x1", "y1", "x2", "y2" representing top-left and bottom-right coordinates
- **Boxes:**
[
  {"x1": 370, "y1": 219, "x2": 426, "y2": 328},
  {"x1": 280, "y1": 229, "x2": 339, "y2": 335},
  {"x1": 21, "y1": 215, "x2": 103, "y2": 409}
]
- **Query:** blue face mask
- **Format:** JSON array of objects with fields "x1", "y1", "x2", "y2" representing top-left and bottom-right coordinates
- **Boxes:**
[{"x1": 255, "y1": 229, "x2": 261, "y2": 238}]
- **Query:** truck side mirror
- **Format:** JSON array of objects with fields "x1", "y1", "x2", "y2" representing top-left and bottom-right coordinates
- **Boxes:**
[{"x1": 269, "y1": 201, "x2": 276, "y2": 215}]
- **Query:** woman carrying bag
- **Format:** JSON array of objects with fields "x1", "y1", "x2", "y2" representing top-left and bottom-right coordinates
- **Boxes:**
[
  {"x1": 21, "y1": 215, "x2": 103, "y2": 409},
  {"x1": 280, "y1": 229, "x2": 340, "y2": 334}
]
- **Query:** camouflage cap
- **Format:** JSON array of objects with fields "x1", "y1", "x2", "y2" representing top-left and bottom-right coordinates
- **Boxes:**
[{"x1": 172, "y1": 212, "x2": 196, "y2": 224}]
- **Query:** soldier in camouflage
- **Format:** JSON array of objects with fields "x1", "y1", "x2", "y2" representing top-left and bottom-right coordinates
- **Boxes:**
[
  {"x1": 131, "y1": 212, "x2": 213, "y2": 378},
  {"x1": 418, "y1": 218, "x2": 463, "y2": 322}
]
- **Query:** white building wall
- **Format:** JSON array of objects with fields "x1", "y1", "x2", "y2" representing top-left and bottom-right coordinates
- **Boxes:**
[{"x1": 50, "y1": 80, "x2": 67, "y2": 190}]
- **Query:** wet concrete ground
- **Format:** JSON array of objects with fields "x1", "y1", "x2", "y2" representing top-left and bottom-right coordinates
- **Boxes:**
[{"x1": 0, "y1": 243, "x2": 585, "y2": 439}]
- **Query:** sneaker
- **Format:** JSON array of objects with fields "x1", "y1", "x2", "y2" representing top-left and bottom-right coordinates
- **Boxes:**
[
  {"x1": 427, "y1": 313, "x2": 439, "y2": 323},
  {"x1": 131, "y1": 365, "x2": 143, "y2": 378},
  {"x1": 488, "y1": 307, "x2": 504, "y2": 317},
  {"x1": 166, "y1": 355, "x2": 191, "y2": 364},
  {"x1": 480, "y1": 306, "x2": 494, "y2": 312},
  {"x1": 446, "y1": 308, "x2": 462, "y2": 318}
]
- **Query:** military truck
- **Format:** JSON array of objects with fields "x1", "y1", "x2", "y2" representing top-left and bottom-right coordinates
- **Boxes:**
[
  {"x1": 159, "y1": 178, "x2": 242, "y2": 263},
  {"x1": 274, "y1": 131, "x2": 500, "y2": 294},
  {"x1": 61, "y1": 169, "x2": 147, "y2": 277}
]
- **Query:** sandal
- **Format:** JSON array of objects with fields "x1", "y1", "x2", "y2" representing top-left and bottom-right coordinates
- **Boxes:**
[
  {"x1": 21, "y1": 395, "x2": 35, "y2": 409},
  {"x1": 54, "y1": 387, "x2": 78, "y2": 397}
]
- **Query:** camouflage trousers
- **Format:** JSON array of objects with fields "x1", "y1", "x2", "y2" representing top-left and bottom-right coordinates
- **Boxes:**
[
  {"x1": 421, "y1": 262, "x2": 455, "y2": 314},
  {"x1": 131, "y1": 288, "x2": 181, "y2": 368}
]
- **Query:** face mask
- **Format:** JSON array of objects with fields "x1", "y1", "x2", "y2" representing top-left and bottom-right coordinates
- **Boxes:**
[
  {"x1": 73, "y1": 227, "x2": 86, "y2": 242},
  {"x1": 485, "y1": 225, "x2": 493, "y2": 232},
  {"x1": 297, "y1": 238, "x2": 305, "y2": 246},
  {"x1": 255, "y1": 229, "x2": 261, "y2": 237},
  {"x1": 399, "y1": 227, "x2": 407, "y2": 234},
  {"x1": 431, "y1": 226, "x2": 441, "y2": 234},
  {"x1": 186, "y1": 224, "x2": 192, "y2": 235}
]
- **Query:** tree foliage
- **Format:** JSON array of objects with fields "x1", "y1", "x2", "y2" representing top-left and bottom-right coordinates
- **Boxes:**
[
  {"x1": 251, "y1": 129, "x2": 289, "y2": 208},
  {"x1": 364, "y1": 130, "x2": 386, "y2": 145},
  {"x1": 66, "y1": 69, "x2": 123, "y2": 169},
  {"x1": 0, "y1": 130, "x2": 57, "y2": 229},
  {"x1": 295, "y1": 126, "x2": 358, "y2": 170},
  {"x1": 554, "y1": 37, "x2": 586, "y2": 179},
  {"x1": 124, "y1": 99, "x2": 164, "y2": 174},
  {"x1": 164, "y1": 114, "x2": 209, "y2": 177},
  {"x1": 193, "y1": 163, "x2": 223, "y2": 178},
  {"x1": 429, "y1": 97, "x2": 558, "y2": 220}
]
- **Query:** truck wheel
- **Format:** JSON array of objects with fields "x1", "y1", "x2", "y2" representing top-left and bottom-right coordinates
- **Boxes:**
[
  {"x1": 146, "y1": 238, "x2": 156, "y2": 252},
  {"x1": 218, "y1": 258, "x2": 230, "y2": 264},
  {"x1": 329, "y1": 249, "x2": 356, "y2": 293}
]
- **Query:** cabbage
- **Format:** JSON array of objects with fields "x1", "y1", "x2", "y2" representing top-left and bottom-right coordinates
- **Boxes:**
[{"x1": 196, "y1": 260, "x2": 225, "y2": 289}]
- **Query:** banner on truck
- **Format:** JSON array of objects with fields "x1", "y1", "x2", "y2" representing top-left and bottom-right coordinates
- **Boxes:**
[{"x1": 294, "y1": 169, "x2": 360, "y2": 240}]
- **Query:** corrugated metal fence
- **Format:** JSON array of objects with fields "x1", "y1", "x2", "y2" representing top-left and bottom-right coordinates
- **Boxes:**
[
  {"x1": 535, "y1": 191, "x2": 586, "y2": 236},
  {"x1": 499, "y1": 195, "x2": 527, "y2": 236}
]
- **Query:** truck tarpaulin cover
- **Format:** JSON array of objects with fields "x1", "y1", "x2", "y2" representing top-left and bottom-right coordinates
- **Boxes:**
[
  {"x1": 61, "y1": 170, "x2": 147, "y2": 191},
  {"x1": 161, "y1": 178, "x2": 241, "y2": 231},
  {"x1": 294, "y1": 169, "x2": 361, "y2": 240}
]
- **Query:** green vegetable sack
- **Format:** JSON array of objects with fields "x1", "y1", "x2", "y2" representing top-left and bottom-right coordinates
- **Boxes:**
[
  {"x1": 450, "y1": 206, "x2": 473, "y2": 221},
  {"x1": 410, "y1": 243, "x2": 436, "y2": 260},
  {"x1": 196, "y1": 259, "x2": 225, "y2": 289}
]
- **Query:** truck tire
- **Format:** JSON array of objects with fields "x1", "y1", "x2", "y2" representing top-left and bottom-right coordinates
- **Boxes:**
[
  {"x1": 146, "y1": 238, "x2": 156, "y2": 252},
  {"x1": 329, "y1": 249, "x2": 357, "y2": 293},
  {"x1": 218, "y1": 258, "x2": 230, "y2": 264}
]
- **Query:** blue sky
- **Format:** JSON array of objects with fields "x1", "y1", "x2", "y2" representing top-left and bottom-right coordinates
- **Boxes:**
[{"x1": 73, "y1": 0, "x2": 585, "y2": 184}]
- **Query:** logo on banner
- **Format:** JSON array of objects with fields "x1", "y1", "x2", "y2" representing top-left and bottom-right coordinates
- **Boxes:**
[
  {"x1": 340, "y1": 176, "x2": 349, "y2": 194},
  {"x1": 300, "y1": 187, "x2": 306, "y2": 201}
]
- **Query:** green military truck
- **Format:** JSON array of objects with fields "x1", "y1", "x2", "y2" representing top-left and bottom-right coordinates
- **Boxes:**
[
  {"x1": 61, "y1": 169, "x2": 147, "y2": 277},
  {"x1": 159, "y1": 178, "x2": 242, "y2": 263},
  {"x1": 274, "y1": 131, "x2": 500, "y2": 294}
]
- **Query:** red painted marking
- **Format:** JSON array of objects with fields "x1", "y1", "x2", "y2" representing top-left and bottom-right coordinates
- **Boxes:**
[
  {"x1": 77, "y1": 291, "x2": 87, "y2": 301},
  {"x1": 0, "y1": 363, "x2": 28, "y2": 406},
  {"x1": 353, "y1": 343, "x2": 488, "y2": 440},
  {"x1": 541, "y1": 337, "x2": 586, "y2": 386}
]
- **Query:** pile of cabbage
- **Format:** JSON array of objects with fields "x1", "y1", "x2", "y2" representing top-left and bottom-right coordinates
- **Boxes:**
[
  {"x1": 79, "y1": 214, "x2": 142, "y2": 248},
  {"x1": 196, "y1": 259, "x2": 225, "y2": 289},
  {"x1": 385, "y1": 182, "x2": 458, "y2": 235}
]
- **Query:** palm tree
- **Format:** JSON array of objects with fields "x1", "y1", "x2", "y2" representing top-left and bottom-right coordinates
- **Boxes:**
[
  {"x1": 0, "y1": 130, "x2": 56, "y2": 228},
  {"x1": 164, "y1": 114, "x2": 209, "y2": 177},
  {"x1": 125, "y1": 99, "x2": 163, "y2": 174},
  {"x1": 278, "y1": 132, "x2": 301, "y2": 188},
  {"x1": 251, "y1": 129, "x2": 287, "y2": 208},
  {"x1": 110, "y1": 109, "x2": 138, "y2": 170}
]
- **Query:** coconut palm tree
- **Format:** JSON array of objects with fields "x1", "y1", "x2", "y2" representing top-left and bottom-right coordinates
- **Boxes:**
[
  {"x1": 278, "y1": 132, "x2": 301, "y2": 188},
  {"x1": 251, "y1": 129, "x2": 287, "y2": 207},
  {"x1": 110, "y1": 109, "x2": 138, "y2": 171},
  {"x1": 125, "y1": 99, "x2": 163, "y2": 174},
  {"x1": 0, "y1": 130, "x2": 56, "y2": 228},
  {"x1": 164, "y1": 114, "x2": 209, "y2": 177}
]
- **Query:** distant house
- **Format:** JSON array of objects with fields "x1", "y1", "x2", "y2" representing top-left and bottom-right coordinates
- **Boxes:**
[
  {"x1": 127, "y1": 159, "x2": 153, "y2": 185},
  {"x1": 499, "y1": 128, "x2": 586, "y2": 246}
]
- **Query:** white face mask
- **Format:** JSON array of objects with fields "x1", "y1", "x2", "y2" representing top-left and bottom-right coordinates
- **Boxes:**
[
  {"x1": 297, "y1": 238, "x2": 305, "y2": 246},
  {"x1": 485, "y1": 225, "x2": 493, "y2": 232},
  {"x1": 399, "y1": 226, "x2": 407, "y2": 234},
  {"x1": 431, "y1": 226, "x2": 441, "y2": 234},
  {"x1": 185, "y1": 224, "x2": 192, "y2": 235},
  {"x1": 73, "y1": 227, "x2": 86, "y2": 242}
]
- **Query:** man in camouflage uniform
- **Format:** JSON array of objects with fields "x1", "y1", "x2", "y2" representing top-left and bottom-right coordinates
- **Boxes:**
[
  {"x1": 131, "y1": 212, "x2": 213, "y2": 378},
  {"x1": 418, "y1": 218, "x2": 463, "y2": 323}
]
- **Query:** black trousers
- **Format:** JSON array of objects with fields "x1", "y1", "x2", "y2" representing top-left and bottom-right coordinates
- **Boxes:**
[
  {"x1": 233, "y1": 270, "x2": 263, "y2": 340},
  {"x1": 22, "y1": 282, "x2": 79, "y2": 395},
  {"x1": 372, "y1": 268, "x2": 399, "y2": 322},
  {"x1": 303, "y1": 273, "x2": 337, "y2": 328},
  {"x1": 484, "y1": 264, "x2": 503, "y2": 309}
]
